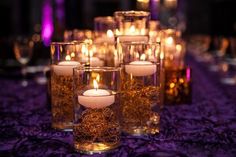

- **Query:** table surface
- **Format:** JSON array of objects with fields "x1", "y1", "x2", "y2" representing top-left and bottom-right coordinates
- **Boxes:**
[{"x1": 0, "y1": 55, "x2": 236, "y2": 157}]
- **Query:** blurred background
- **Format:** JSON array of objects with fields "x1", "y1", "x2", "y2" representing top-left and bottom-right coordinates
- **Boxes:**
[{"x1": 0, "y1": 0, "x2": 236, "y2": 67}]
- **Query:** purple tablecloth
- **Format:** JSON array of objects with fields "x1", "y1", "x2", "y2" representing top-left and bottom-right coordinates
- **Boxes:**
[{"x1": 0, "y1": 56, "x2": 236, "y2": 157}]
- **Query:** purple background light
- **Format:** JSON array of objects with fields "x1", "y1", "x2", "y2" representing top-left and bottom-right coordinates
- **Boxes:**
[
  {"x1": 149, "y1": 0, "x2": 160, "y2": 20},
  {"x1": 41, "y1": 0, "x2": 54, "y2": 46},
  {"x1": 186, "y1": 67, "x2": 191, "y2": 81},
  {"x1": 55, "y1": 0, "x2": 65, "y2": 25}
]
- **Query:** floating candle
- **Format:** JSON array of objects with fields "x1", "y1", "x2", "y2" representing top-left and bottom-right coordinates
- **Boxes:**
[
  {"x1": 125, "y1": 61, "x2": 157, "y2": 76},
  {"x1": 78, "y1": 80, "x2": 115, "y2": 109},
  {"x1": 125, "y1": 54, "x2": 157, "y2": 76},
  {"x1": 53, "y1": 61, "x2": 80, "y2": 76}
]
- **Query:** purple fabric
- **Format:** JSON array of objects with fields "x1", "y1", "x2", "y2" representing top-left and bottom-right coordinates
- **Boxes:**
[{"x1": 0, "y1": 55, "x2": 236, "y2": 157}]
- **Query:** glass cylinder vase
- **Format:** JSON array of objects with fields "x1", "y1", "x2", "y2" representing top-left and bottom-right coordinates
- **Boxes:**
[
  {"x1": 119, "y1": 41, "x2": 162, "y2": 135},
  {"x1": 161, "y1": 29, "x2": 185, "y2": 70},
  {"x1": 114, "y1": 10, "x2": 150, "y2": 43},
  {"x1": 50, "y1": 42, "x2": 83, "y2": 131},
  {"x1": 73, "y1": 67, "x2": 121, "y2": 154}
]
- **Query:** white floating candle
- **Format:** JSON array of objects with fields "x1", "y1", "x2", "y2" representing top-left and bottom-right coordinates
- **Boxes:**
[
  {"x1": 117, "y1": 35, "x2": 149, "y2": 43},
  {"x1": 78, "y1": 80, "x2": 115, "y2": 109},
  {"x1": 125, "y1": 61, "x2": 157, "y2": 76},
  {"x1": 53, "y1": 61, "x2": 81, "y2": 76}
]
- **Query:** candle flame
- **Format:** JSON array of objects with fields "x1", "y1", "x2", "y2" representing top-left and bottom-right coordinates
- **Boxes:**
[
  {"x1": 130, "y1": 25, "x2": 136, "y2": 34},
  {"x1": 141, "y1": 28, "x2": 146, "y2": 35},
  {"x1": 156, "y1": 36, "x2": 161, "y2": 43},
  {"x1": 140, "y1": 54, "x2": 146, "y2": 61},
  {"x1": 93, "y1": 79, "x2": 99, "y2": 90},
  {"x1": 89, "y1": 49, "x2": 94, "y2": 57},
  {"x1": 176, "y1": 44, "x2": 182, "y2": 52},
  {"x1": 82, "y1": 45, "x2": 88, "y2": 55},
  {"x1": 107, "y1": 29, "x2": 114, "y2": 38},
  {"x1": 65, "y1": 55, "x2": 71, "y2": 61},
  {"x1": 71, "y1": 52, "x2": 75, "y2": 58},
  {"x1": 165, "y1": 37, "x2": 174, "y2": 45},
  {"x1": 115, "y1": 29, "x2": 121, "y2": 36},
  {"x1": 170, "y1": 82, "x2": 175, "y2": 88},
  {"x1": 160, "y1": 51, "x2": 164, "y2": 60},
  {"x1": 96, "y1": 74, "x2": 100, "y2": 82}
]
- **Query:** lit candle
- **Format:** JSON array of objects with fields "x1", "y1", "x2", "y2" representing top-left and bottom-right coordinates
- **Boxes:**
[
  {"x1": 53, "y1": 60, "x2": 81, "y2": 76},
  {"x1": 125, "y1": 54, "x2": 157, "y2": 76},
  {"x1": 78, "y1": 80, "x2": 115, "y2": 109},
  {"x1": 165, "y1": 37, "x2": 175, "y2": 48}
]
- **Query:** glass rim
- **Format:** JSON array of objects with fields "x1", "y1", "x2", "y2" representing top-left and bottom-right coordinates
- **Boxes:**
[
  {"x1": 51, "y1": 41, "x2": 75, "y2": 45},
  {"x1": 94, "y1": 16, "x2": 114, "y2": 22},
  {"x1": 73, "y1": 66, "x2": 122, "y2": 72},
  {"x1": 114, "y1": 10, "x2": 150, "y2": 17},
  {"x1": 51, "y1": 41, "x2": 87, "y2": 45},
  {"x1": 162, "y1": 28, "x2": 177, "y2": 34},
  {"x1": 120, "y1": 41, "x2": 161, "y2": 45}
]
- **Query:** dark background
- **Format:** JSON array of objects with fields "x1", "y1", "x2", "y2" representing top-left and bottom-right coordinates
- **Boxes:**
[
  {"x1": 0, "y1": 0, "x2": 235, "y2": 37},
  {"x1": 0, "y1": 0, "x2": 236, "y2": 65}
]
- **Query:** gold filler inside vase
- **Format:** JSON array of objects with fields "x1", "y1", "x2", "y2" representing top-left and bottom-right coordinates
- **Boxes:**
[
  {"x1": 51, "y1": 72, "x2": 74, "y2": 130},
  {"x1": 74, "y1": 107, "x2": 120, "y2": 154},
  {"x1": 121, "y1": 74, "x2": 160, "y2": 135}
]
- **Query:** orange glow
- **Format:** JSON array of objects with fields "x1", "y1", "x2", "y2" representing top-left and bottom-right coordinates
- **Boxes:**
[
  {"x1": 93, "y1": 79, "x2": 99, "y2": 89},
  {"x1": 130, "y1": 25, "x2": 136, "y2": 34},
  {"x1": 165, "y1": 37, "x2": 174, "y2": 45},
  {"x1": 137, "y1": 0, "x2": 149, "y2": 3},
  {"x1": 106, "y1": 29, "x2": 114, "y2": 38},
  {"x1": 176, "y1": 44, "x2": 182, "y2": 52},
  {"x1": 140, "y1": 54, "x2": 146, "y2": 60},
  {"x1": 170, "y1": 83, "x2": 175, "y2": 88},
  {"x1": 160, "y1": 52, "x2": 164, "y2": 60},
  {"x1": 71, "y1": 52, "x2": 75, "y2": 58},
  {"x1": 179, "y1": 78, "x2": 184, "y2": 83},
  {"x1": 115, "y1": 29, "x2": 121, "y2": 36},
  {"x1": 135, "y1": 53, "x2": 140, "y2": 59},
  {"x1": 65, "y1": 54, "x2": 71, "y2": 61},
  {"x1": 82, "y1": 45, "x2": 88, "y2": 55},
  {"x1": 96, "y1": 75, "x2": 100, "y2": 82}
]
